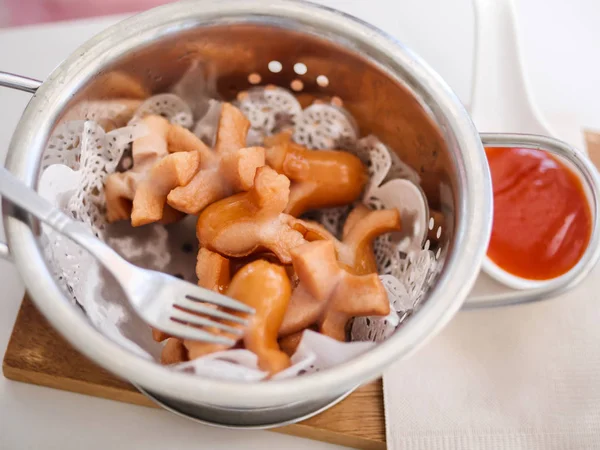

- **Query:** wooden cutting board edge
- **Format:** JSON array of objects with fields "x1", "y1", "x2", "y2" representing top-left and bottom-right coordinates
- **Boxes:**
[{"x1": 2, "y1": 297, "x2": 386, "y2": 450}]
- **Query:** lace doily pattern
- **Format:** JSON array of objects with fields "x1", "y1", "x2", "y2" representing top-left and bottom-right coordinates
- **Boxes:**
[
  {"x1": 236, "y1": 86, "x2": 303, "y2": 146},
  {"x1": 394, "y1": 249, "x2": 439, "y2": 307},
  {"x1": 45, "y1": 230, "x2": 94, "y2": 306},
  {"x1": 350, "y1": 293, "x2": 402, "y2": 343},
  {"x1": 303, "y1": 205, "x2": 352, "y2": 239},
  {"x1": 43, "y1": 121, "x2": 86, "y2": 171},
  {"x1": 61, "y1": 100, "x2": 141, "y2": 131},
  {"x1": 38, "y1": 164, "x2": 90, "y2": 309},
  {"x1": 352, "y1": 135, "x2": 392, "y2": 194},
  {"x1": 66, "y1": 101, "x2": 131, "y2": 123},
  {"x1": 39, "y1": 118, "x2": 147, "y2": 314},
  {"x1": 293, "y1": 103, "x2": 359, "y2": 150},
  {"x1": 355, "y1": 136, "x2": 427, "y2": 252},
  {"x1": 130, "y1": 94, "x2": 194, "y2": 128},
  {"x1": 350, "y1": 269, "x2": 429, "y2": 342},
  {"x1": 66, "y1": 121, "x2": 147, "y2": 237}
]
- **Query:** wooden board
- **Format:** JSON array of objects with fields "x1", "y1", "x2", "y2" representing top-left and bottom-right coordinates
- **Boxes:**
[{"x1": 2, "y1": 296, "x2": 386, "y2": 450}]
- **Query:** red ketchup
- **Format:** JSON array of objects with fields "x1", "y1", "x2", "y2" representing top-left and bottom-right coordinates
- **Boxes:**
[{"x1": 485, "y1": 147, "x2": 592, "y2": 280}]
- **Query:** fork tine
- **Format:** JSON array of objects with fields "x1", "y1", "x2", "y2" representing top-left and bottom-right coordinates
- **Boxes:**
[
  {"x1": 174, "y1": 297, "x2": 249, "y2": 325},
  {"x1": 185, "y1": 286, "x2": 255, "y2": 314},
  {"x1": 171, "y1": 309, "x2": 244, "y2": 336},
  {"x1": 163, "y1": 320, "x2": 237, "y2": 346}
]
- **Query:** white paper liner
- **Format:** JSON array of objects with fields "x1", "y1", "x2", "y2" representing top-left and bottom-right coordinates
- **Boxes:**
[
  {"x1": 169, "y1": 60, "x2": 219, "y2": 120},
  {"x1": 192, "y1": 99, "x2": 222, "y2": 147},
  {"x1": 293, "y1": 103, "x2": 359, "y2": 150},
  {"x1": 43, "y1": 121, "x2": 86, "y2": 171},
  {"x1": 173, "y1": 330, "x2": 374, "y2": 381},
  {"x1": 69, "y1": 121, "x2": 148, "y2": 235},
  {"x1": 130, "y1": 93, "x2": 194, "y2": 128},
  {"x1": 236, "y1": 86, "x2": 303, "y2": 146},
  {"x1": 38, "y1": 89, "x2": 443, "y2": 382}
]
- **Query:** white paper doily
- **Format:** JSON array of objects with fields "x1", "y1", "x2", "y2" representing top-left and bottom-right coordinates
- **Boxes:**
[
  {"x1": 236, "y1": 86, "x2": 303, "y2": 146},
  {"x1": 293, "y1": 103, "x2": 359, "y2": 150},
  {"x1": 68, "y1": 121, "x2": 148, "y2": 235},
  {"x1": 170, "y1": 60, "x2": 218, "y2": 119},
  {"x1": 43, "y1": 121, "x2": 86, "y2": 171},
  {"x1": 130, "y1": 93, "x2": 194, "y2": 129}
]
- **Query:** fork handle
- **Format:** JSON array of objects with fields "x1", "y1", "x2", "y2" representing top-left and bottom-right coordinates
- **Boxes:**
[{"x1": 0, "y1": 166, "x2": 128, "y2": 271}]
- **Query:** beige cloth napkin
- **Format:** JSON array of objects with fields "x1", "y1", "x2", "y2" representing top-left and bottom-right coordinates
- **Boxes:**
[{"x1": 384, "y1": 133, "x2": 600, "y2": 449}]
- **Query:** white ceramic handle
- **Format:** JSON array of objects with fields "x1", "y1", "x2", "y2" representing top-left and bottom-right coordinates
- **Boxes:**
[{"x1": 469, "y1": 0, "x2": 553, "y2": 135}]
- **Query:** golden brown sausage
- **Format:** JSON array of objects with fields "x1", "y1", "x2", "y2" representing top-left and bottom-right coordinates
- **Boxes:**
[
  {"x1": 196, "y1": 166, "x2": 307, "y2": 264},
  {"x1": 265, "y1": 132, "x2": 367, "y2": 216},
  {"x1": 104, "y1": 115, "x2": 200, "y2": 226},
  {"x1": 339, "y1": 205, "x2": 401, "y2": 275},
  {"x1": 291, "y1": 204, "x2": 401, "y2": 275},
  {"x1": 180, "y1": 248, "x2": 233, "y2": 359},
  {"x1": 185, "y1": 260, "x2": 292, "y2": 375},
  {"x1": 227, "y1": 260, "x2": 292, "y2": 375},
  {"x1": 167, "y1": 103, "x2": 265, "y2": 214},
  {"x1": 279, "y1": 240, "x2": 390, "y2": 341},
  {"x1": 195, "y1": 247, "x2": 231, "y2": 294},
  {"x1": 131, "y1": 151, "x2": 201, "y2": 226}
]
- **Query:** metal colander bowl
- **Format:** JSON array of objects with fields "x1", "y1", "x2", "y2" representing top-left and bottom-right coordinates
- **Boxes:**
[{"x1": 2, "y1": 0, "x2": 494, "y2": 427}]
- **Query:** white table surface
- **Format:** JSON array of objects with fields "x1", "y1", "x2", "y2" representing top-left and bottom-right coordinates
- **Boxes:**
[{"x1": 0, "y1": 1, "x2": 598, "y2": 448}]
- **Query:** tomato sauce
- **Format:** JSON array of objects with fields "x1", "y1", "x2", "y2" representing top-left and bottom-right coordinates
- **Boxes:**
[{"x1": 485, "y1": 147, "x2": 592, "y2": 280}]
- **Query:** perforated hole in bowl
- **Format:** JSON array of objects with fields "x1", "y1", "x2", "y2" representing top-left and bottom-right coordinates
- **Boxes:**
[
  {"x1": 316, "y1": 75, "x2": 329, "y2": 87},
  {"x1": 290, "y1": 79, "x2": 304, "y2": 92},
  {"x1": 235, "y1": 85, "x2": 302, "y2": 145},
  {"x1": 247, "y1": 73, "x2": 261, "y2": 85},
  {"x1": 293, "y1": 62, "x2": 308, "y2": 75},
  {"x1": 268, "y1": 60, "x2": 282, "y2": 73}
]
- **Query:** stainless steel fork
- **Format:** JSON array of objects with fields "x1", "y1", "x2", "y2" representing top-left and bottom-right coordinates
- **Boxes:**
[{"x1": 0, "y1": 167, "x2": 252, "y2": 345}]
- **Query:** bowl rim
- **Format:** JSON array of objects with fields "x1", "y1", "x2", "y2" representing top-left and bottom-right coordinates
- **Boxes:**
[
  {"x1": 482, "y1": 256, "x2": 562, "y2": 290},
  {"x1": 4, "y1": 0, "x2": 493, "y2": 408}
]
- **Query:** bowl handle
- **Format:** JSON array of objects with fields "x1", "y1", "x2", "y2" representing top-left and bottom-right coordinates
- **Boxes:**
[
  {"x1": 0, "y1": 71, "x2": 43, "y2": 260},
  {"x1": 463, "y1": 132, "x2": 600, "y2": 309},
  {"x1": 0, "y1": 71, "x2": 42, "y2": 94}
]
